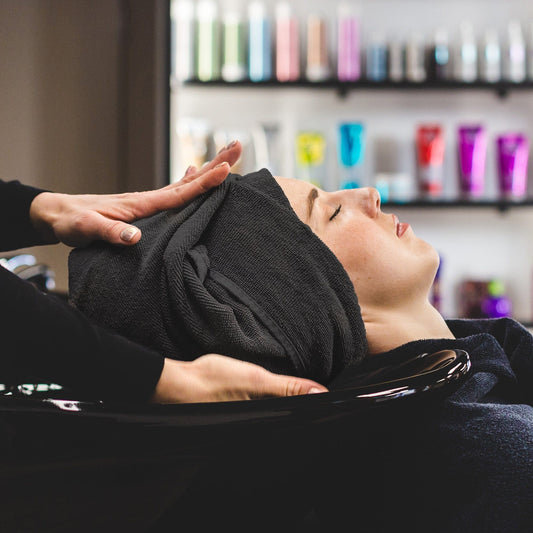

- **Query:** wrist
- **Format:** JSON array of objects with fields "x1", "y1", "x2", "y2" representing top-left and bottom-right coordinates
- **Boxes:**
[
  {"x1": 150, "y1": 358, "x2": 194, "y2": 404},
  {"x1": 29, "y1": 192, "x2": 61, "y2": 245}
]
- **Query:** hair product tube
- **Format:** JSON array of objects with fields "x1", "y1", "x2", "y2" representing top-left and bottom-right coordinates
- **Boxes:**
[
  {"x1": 457, "y1": 125, "x2": 487, "y2": 199},
  {"x1": 416, "y1": 124, "x2": 445, "y2": 198},
  {"x1": 496, "y1": 133, "x2": 530, "y2": 200},
  {"x1": 295, "y1": 130, "x2": 327, "y2": 188},
  {"x1": 337, "y1": 122, "x2": 365, "y2": 189}
]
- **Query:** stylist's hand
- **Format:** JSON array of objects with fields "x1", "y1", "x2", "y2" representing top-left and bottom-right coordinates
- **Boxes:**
[
  {"x1": 151, "y1": 355, "x2": 328, "y2": 404},
  {"x1": 29, "y1": 141, "x2": 242, "y2": 247}
]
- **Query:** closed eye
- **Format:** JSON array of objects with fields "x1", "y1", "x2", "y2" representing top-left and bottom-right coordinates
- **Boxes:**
[{"x1": 329, "y1": 205, "x2": 342, "y2": 221}]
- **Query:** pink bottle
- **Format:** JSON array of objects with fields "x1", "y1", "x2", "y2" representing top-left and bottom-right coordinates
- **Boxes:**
[
  {"x1": 275, "y1": 2, "x2": 300, "y2": 82},
  {"x1": 337, "y1": 3, "x2": 361, "y2": 81}
]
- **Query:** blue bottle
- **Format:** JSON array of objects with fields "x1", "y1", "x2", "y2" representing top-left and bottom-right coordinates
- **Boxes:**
[
  {"x1": 248, "y1": 1, "x2": 272, "y2": 82},
  {"x1": 366, "y1": 33, "x2": 388, "y2": 81},
  {"x1": 338, "y1": 122, "x2": 365, "y2": 189}
]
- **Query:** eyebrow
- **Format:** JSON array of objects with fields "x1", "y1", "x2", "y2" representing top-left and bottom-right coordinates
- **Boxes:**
[{"x1": 307, "y1": 188, "x2": 319, "y2": 222}]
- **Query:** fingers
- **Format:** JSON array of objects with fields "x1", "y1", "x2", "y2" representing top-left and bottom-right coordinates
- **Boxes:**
[
  {"x1": 250, "y1": 369, "x2": 329, "y2": 399},
  {"x1": 178, "y1": 140, "x2": 242, "y2": 185}
]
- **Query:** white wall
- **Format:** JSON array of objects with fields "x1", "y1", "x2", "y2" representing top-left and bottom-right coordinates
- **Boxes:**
[{"x1": 171, "y1": 0, "x2": 533, "y2": 321}]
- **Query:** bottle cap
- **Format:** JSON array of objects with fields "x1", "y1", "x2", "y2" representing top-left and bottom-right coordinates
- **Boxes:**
[{"x1": 488, "y1": 279, "x2": 505, "y2": 296}]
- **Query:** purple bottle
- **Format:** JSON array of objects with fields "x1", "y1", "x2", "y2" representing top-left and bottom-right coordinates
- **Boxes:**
[
  {"x1": 457, "y1": 125, "x2": 487, "y2": 199},
  {"x1": 496, "y1": 133, "x2": 530, "y2": 200},
  {"x1": 337, "y1": 4, "x2": 360, "y2": 81},
  {"x1": 481, "y1": 280, "x2": 512, "y2": 318}
]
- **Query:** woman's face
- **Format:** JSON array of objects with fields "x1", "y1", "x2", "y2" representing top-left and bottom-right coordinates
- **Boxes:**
[{"x1": 274, "y1": 177, "x2": 439, "y2": 310}]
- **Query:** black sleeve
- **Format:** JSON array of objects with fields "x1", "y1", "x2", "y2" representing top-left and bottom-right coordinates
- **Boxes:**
[
  {"x1": 0, "y1": 179, "x2": 49, "y2": 252},
  {"x1": 0, "y1": 265, "x2": 165, "y2": 402}
]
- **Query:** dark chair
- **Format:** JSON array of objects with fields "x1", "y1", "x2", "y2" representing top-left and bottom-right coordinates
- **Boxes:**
[{"x1": 0, "y1": 254, "x2": 472, "y2": 532}]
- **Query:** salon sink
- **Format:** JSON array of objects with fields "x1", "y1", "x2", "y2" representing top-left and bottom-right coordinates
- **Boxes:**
[{"x1": 0, "y1": 349, "x2": 470, "y2": 532}]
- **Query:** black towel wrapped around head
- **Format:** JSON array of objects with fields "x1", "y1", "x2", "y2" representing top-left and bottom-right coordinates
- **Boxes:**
[{"x1": 68, "y1": 169, "x2": 367, "y2": 384}]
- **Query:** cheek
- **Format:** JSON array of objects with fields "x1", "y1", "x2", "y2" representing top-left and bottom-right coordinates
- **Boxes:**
[
  {"x1": 323, "y1": 229, "x2": 378, "y2": 278},
  {"x1": 324, "y1": 229, "x2": 439, "y2": 304}
]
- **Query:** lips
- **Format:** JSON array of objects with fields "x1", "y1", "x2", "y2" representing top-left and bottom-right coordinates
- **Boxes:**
[
  {"x1": 397, "y1": 222, "x2": 410, "y2": 238},
  {"x1": 392, "y1": 214, "x2": 410, "y2": 238}
]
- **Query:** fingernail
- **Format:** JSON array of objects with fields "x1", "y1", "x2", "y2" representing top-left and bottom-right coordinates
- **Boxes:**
[
  {"x1": 120, "y1": 226, "x2": 139, "y2": 242},
  {"x1": 308, "y1": 387, "x2": 325, "y2": 394},
  {"x1": 217, "y1": 145, "x2": 227, "y2": 154},
  {"x1": 215, "y1": 162, "x2": 229, "y2": 169},
  {"x1": 185, "y1": 165, "x2": 195, "y2": 176},
  {"x1": 227, "y1": 140, "x2": 238, "y2": 149}
]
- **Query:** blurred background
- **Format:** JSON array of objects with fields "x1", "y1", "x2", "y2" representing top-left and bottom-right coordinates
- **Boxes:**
[{"x1": 2, "y1": 0, "x2": 533, "y2": 326}]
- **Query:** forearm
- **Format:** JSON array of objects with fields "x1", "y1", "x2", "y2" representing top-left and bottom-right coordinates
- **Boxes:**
[{"x1": 0, "y1": 266, "x2": 164, "y2": 401}]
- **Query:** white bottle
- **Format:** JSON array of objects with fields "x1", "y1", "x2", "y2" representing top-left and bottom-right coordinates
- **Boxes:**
[
  {"x1": 480, "y1": 29, "x2": 501, "y2": 83},
  {"x1": 504, "y1": 20, "x2": 526, "y2": 82},
  {"x1": 455, "y1": 21, "x2": 477, "y2": 82},
  {"x1": 528, "y1": 22, "x2": 533, "y2": 81},
  {"x1": 388, "y1": 39, "x2": 404, "y2": 82},
  {"x1": 171, "y1": 0, "x2": 195, "y2": 82},
  {"x1": 527, "y1": 23, "x2": 533, "y2": 81},
  {"x1": 405, "y1": 33, "x2": 426, "y2": 82}
]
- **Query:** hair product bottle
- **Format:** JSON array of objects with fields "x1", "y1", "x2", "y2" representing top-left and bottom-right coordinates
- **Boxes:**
[
  {"x1": 221, "y1": 1, "x2": 246, "y2": 82},
  {"x1": 275, "y1": 2, "x2": 300, "y2": 82},
  {"x1": 337, "y1": 3, "x2": 361, "y2": 81},
  {"x1": 306, "y1": 14, "x2": 330, "y2": 82},
  {"x1": 528, "y1": 22, "x2": 533, "y2": 81},
  {"x1": 405, "y1": 32, "x2": 426, "y2": 82},
  {"x1": 455, "y1": 21, "x2": 477, "y2": 82},
  {"x1": 388, "y1": 39, "x2": 404, "y2": 81},
  {"x1": 428, "y1": 29, "x2": 452, "y2": 80},
  {"x1": 171, "y1": 0, "x2": 195, "y2": 82},
  {"x1": 480, "y1": 29, "x2": 502, "y2": 83},
  {"x1": 248, "y1": 1, "x2": 272, "y2": 82},
  {"x1": 504, "y1": 20, "x2": 526, "y2": 83},
  {"x1": 196, "y1": 0, "x2": 220, "y2": 81},
  {"x1": 366, "y1": 32, "x2": 388, "y2": 81},
  {"x1": 481, "y1": 280, "x2": 512, "y2": 318}
]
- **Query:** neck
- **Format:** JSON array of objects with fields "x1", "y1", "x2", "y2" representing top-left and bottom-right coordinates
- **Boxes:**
[{"x1": 362, "y1": 299, "x2": 455, "y2": 355}]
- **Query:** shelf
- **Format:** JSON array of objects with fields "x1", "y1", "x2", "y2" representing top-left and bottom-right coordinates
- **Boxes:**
[
  {"x1": 383, "y1": 198, "x2": 533, "y2": 212},
  {"x1": 178, "y1": 78, "x2": 533, "y2": 99}
]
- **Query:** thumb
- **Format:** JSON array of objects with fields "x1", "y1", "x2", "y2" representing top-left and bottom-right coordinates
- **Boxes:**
[
  {"x1": 86, "y1": 212, "x2": 142, "y2": 246},
  {"x1": 255, "y1": 373, "x2": 328, "y2": 398}
]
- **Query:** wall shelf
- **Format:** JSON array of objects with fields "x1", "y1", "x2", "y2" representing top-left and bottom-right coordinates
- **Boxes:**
[
  {"x1": 383, "y1": 198, "x2": 533, "y2": 213},
  {"x1": 178, "y1": 78, "x2": 533, "y2": 99}
]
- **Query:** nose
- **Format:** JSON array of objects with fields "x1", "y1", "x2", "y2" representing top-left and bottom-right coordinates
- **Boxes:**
[{"x1": 355, "y1": 187, "x2": 381, "y2": 218}]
